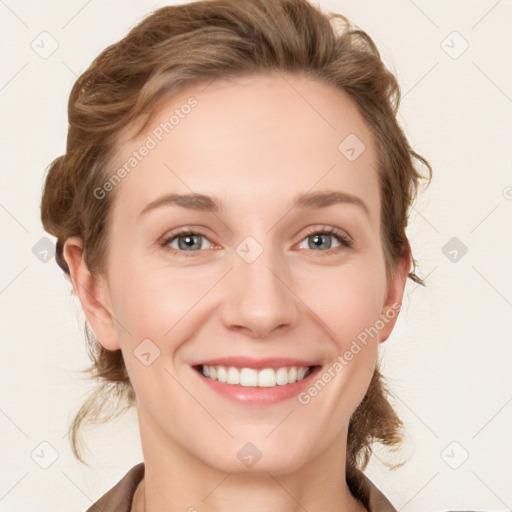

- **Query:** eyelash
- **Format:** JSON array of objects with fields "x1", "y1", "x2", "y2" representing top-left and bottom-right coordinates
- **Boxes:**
[{"x1": 160, "y1": 226, "x2": 353, "y2": 258}]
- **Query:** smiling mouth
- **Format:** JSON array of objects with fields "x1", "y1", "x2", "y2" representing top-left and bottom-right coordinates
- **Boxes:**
[{"x1": 193, "y1": 364, "x2": 319, "y2": 388}]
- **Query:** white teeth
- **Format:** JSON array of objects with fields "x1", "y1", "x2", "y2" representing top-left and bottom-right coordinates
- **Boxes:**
[
  {"x1": 275, "y1": 367, "x2": 289, "y2": 385},
  {"x1": 200, "y1": 365, "x2": 312, "y2": 387},
  {"x1": 227, "y1": 366, "x2": 240, "y2": 385},
  {"x1": 240, "y1": 368, "x2": 258, "y2": 386},
  {"x1": 257, "y1": 368, "x2": 276, "y2": 387},
  {"x1": 217, "y1": 366, "x2": 227, "y2": 383}
]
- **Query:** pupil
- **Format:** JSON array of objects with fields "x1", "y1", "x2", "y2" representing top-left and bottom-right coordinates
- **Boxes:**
[
  {"x1": 180, "y1": 235, "x2": 199, "y2": 250},
  {"x1": 312, "y1": 234, "x2": 330, "y2": 249}
]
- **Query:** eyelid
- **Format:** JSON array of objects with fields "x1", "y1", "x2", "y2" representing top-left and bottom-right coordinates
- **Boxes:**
[
  {"x1": 299, "y1": 225, "x2": 353, "y2": 246},
  {"x1": 159, "y1": 226, "x2": 218, "y2": 256},
  {"x1": 160, "y1": 224, "x2": 353, "y2": 256}
]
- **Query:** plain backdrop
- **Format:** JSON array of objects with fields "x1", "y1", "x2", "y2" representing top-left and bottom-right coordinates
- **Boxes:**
[{"x1": 0, "y1": 1, "x2": 511, "y2": 511}]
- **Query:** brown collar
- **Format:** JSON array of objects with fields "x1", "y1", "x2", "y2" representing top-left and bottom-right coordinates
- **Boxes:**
[{"x1": 86, "y1": 462, "x2": 397, "y2": 512}]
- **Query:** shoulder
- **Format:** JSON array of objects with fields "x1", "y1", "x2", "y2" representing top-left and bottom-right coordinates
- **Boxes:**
[
  {"x1": 347, "y1": 466, "x2": 482, "y2": 512},
  {"x1": 84, "y1": 462, "x2": 481, "y2": 512},
  {"x1": 85, "y1": 463, "x2": 145, "y2": 512},
  {"x1": 347, "y1": 466, "x2": 398, "y2": 512}
]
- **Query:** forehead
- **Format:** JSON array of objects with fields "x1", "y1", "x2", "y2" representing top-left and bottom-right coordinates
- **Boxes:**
[{"x1": 108, "y1": 72, "x2": 380, "y2": 223}]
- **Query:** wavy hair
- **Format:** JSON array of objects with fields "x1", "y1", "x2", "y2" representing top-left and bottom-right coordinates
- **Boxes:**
[{"x1": 40, "y1": 0, "x2": 432, "y2": 470}]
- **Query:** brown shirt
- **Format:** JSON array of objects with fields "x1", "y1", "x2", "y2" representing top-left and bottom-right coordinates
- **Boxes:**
[{"x1": 85, "y1": 463, "x2": 397, "y2": 512}]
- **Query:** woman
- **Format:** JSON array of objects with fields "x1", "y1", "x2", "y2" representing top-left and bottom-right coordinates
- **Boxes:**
[{"x1": 40, "y1": 0, "x2": 434, "y2": 510}]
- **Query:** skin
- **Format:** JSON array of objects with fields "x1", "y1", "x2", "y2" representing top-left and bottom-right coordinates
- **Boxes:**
[{"x1": 64, "y1": 71, "x2": 409, "y2": 512}]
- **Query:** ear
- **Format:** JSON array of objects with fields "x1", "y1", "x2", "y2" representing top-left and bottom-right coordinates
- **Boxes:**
[
  {"x1": 378, "y1": 250, "x2": 411, "y2": 344},
  {"x1": 63, "y1": 236, "x2": 121, "y2": 351}
]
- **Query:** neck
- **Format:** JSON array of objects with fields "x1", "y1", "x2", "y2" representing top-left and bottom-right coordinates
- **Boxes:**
[
  {"x1": 132, "y1": 416, "x2": 366, "y2": 512},
  {"x1": 134, "y1": 473, "x2": 366, "y2": 512}
]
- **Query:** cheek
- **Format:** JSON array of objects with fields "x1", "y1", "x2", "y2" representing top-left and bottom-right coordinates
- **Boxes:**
[
  {"x1": 108, "y1": 232, "x2": 388, "y2": 352},
  {"x1": 302, "y1": 262, "x2": 387, "y2": 345},
  {"x1": 109, "y1": 264, "x2": 216, "y2": 350},
  {"x1": 108, "y1": 269, "x2": 207, "y2": 408}
]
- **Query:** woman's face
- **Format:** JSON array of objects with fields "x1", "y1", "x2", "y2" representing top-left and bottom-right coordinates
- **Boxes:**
[{"x1": 73, "y1": 72, "x2": 408, "y2": 473}]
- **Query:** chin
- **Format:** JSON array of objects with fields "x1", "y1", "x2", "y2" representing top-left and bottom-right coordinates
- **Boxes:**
[{"x1": 195, "y1": 437, "x2": 314, "y2": 476}]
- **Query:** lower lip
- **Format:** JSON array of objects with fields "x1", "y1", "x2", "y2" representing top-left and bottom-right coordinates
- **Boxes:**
[{"x1": 193, "y1": 366, "x2": 321, "y2": 405}]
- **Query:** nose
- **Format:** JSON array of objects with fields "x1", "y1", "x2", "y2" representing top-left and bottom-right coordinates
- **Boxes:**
[{"x1": 220, "y1": 246, "x2": 299, "y2": 339}]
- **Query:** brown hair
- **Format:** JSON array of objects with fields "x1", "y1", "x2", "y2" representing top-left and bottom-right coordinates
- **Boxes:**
[{"x1": 40, "y1": 0, "x2": 432, "y2": 470}]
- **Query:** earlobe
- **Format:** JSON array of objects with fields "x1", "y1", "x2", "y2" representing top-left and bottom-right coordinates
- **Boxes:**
[
  {"x1": 62, "y1": 236, "x2": 121, "y2": 351},
  {"x1": 379, "y1": 252, "x2": 411, "y2": 344}
]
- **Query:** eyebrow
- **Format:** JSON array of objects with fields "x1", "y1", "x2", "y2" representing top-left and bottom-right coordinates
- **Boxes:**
[{"x1": 138, "y1": 190, "x2": 370, "y2": 218}]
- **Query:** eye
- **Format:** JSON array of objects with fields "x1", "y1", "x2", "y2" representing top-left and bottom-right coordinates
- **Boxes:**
[
  {"x1": 296, "y1": 227, "x2": 353, "y2": 255},
  {"x1": 160, "y1": 226, "x2": 353, "y2": 257},
  {"x1": 161, "y1": 229, "x2": 214, "y2": 257}
]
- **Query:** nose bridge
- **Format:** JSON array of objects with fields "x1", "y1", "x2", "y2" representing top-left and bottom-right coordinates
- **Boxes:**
[{"x1": 221, "y1": 234, "x2": 298, "y2": 337}]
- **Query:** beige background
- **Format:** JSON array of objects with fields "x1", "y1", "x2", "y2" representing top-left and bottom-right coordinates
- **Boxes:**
[{"x1": 0, "y1": 0, "x2": 511, "y2": 511}]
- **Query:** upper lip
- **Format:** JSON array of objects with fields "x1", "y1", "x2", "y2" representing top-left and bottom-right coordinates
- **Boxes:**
[{"x1": 192, "y1": 357, "x2": 321, "y2": 369}]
